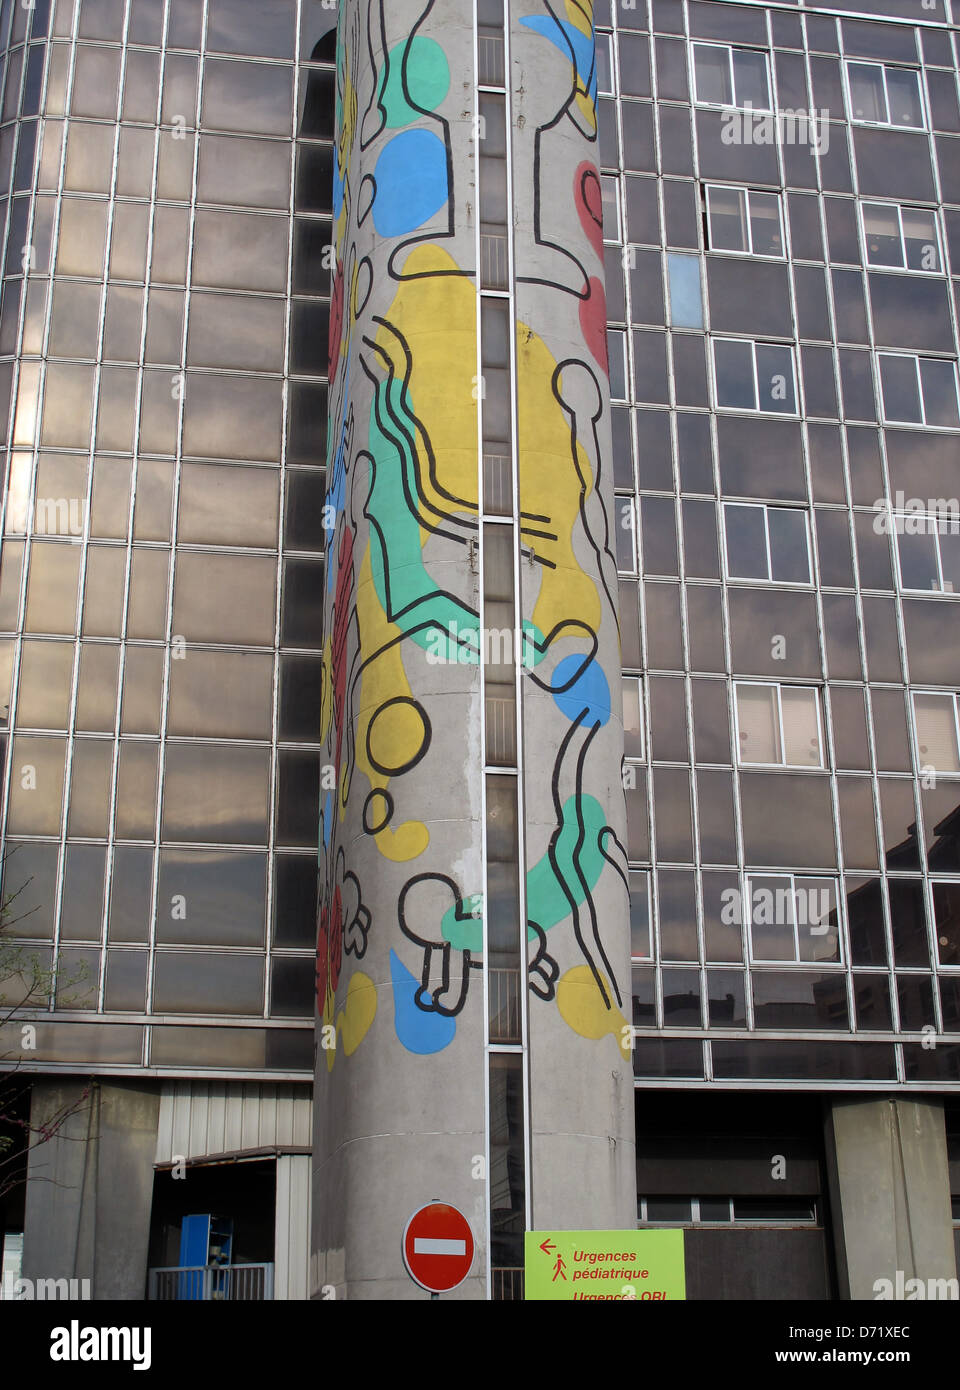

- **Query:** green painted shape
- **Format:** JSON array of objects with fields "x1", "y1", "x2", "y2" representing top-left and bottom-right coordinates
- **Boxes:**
[
  {"x1": 366, "y1": 377, "x2": 546, "y2": 665},
  {"x1": 441, "y1": 794, "x2": 608, "y2": 952},
  {"x1": 380, "y1": 36, "x2": 450, "y2": 128},
  {"x1": 525, "y1": 793, "x2": 608, "y2": 930},
  {"x1": 524, "y1": 1230, "x2": 686, "y2": 1301},
  {"x1": 367, "y1": 378, "x2": 479, "y2": 660}
]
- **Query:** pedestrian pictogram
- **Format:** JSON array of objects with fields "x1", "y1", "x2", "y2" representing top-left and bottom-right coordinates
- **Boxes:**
[{"x1": 402, "y1": 1202, "x2": 475, "y2": 1294}]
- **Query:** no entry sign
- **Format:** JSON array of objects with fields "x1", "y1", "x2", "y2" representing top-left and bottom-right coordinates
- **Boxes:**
[{"x1": 402, "y1": 1202, "x2": 475, "y2": 1294}]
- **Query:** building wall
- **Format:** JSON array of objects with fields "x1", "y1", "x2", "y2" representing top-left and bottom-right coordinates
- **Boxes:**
[
  {"x1": 591, "y1": 0, "x2": 960, "y2": 1089},
  {"x1": 0, "y1": 0, "x2": 335, "y2": 1079}
]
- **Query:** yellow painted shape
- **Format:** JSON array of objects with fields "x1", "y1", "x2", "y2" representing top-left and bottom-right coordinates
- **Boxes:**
[
  {"x1": 576, "y1": 89, "x2": 597, "y2": 129},
  {"x1": 367, "y1": 697, "x2": 427, "y2": 770},
  {"x1": 557, "y1": 964, "x2": 630, "y2": 1058},
  {"x1": 566, "y1": 0, "x2": 595, "y2": 36},
  {"x1": 353, "y1": 545, "x2": 429, "y2": 862},
  {"x1": 375, "y1": 244, "x2": 479, "y2": 535},
  {"x1": 337, "y1": 971, "x2": 378, "y2": 1057},
  {"x1": 319, "y1": 633, "x2": 332, "y2": 744},
  {"x1": 516, "y1": 321, "x2": 600, "y2": 638}
]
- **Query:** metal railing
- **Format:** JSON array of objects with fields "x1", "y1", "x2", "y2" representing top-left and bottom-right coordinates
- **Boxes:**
[
  {"x1": 148, "y1": 1263, "x2": 274, "y2": 1301},
  {"x1": 483, "y1": 451, "x2": 511, "y2": 515},
  {"x1": 480, "y1": 232, "x2": 508, "y2": 290},
  {"x1": 478, "y1": 34, "x2": 505, "y2": 87},
  {"x1": 491, "y1": 1266, "x2": 525, "y2": 1300},
  {"x1": 489, "y1": 966, "x2": 521, "y2": 1043}
]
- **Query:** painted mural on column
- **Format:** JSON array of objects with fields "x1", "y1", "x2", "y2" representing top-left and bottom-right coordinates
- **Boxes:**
[
  {"x1": 510, "y1": 0, "x2": 633, "y2": 1056},
  {"x1": 316, "y1": 0, "x2": 630, "y2": 1073}
]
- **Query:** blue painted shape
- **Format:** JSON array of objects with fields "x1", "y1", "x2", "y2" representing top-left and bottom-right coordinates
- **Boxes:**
[
  {"x1": 390, "y1": 948, "x2": 456, "y2": 1054},
  {"x1": 551, "y1": 655, "x2": 611, "y2": 725},
  {"x1": 333, "y1": 156, "x2": 345, "y2": 223},
  {"x1": 321, "y1": 791, "x2": 333, "y2": 851},
  {"x1": 520, "y1": 15, "x2": 598, "y2": 106},
  {"x1": 372, "y1": 130, "x2": 448, "y2": 237}
]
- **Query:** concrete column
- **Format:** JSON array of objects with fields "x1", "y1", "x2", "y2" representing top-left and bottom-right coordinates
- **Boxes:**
[
  {"x1": 824, "y1": 1096, "x2": 957, "y2": 1300},
  {"x1": 313, "y1": 0, "x2": 487, "y2": 1301},
  {"x1": 314, "y1": 0, "x2": 634, "y2": 1298},
  {"x1": 22, "y1": 1079, "x2": 160, "y2": 1299},
  {"x1": 509, "y1": 1, "x2": 635, "y2": 1231}
]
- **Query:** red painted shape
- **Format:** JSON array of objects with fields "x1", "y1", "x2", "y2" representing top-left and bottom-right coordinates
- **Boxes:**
[
  {"x1": 579, "y1": 276, "x2": 609, "y2": 373},
  {"x1": 328, "y1": 260, "x2": 345, "y2": 380}
]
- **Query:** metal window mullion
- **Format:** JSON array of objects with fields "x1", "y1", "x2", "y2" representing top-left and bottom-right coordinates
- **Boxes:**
[
  {"x1": 61, "y1": 0, "x2": 135, "y2": 1011},
  {"x1": 37, "y1": 2, "x2": 87, "y2": 1003},
  {"x1": 144, "y1": 0, "x2": 203, "y2": 1027},
  {"x1": 267, "y1": 0, "x2": 304, "y2": 1023},
  {"x1": 471, "y1": 0, "x2": 493, "y2": 1300},
  {"x1": 499, "y1": 2, "x2": 533, "y2": 1255}
]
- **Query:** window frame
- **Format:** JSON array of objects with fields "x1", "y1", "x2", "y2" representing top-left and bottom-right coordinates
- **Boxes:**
[
  {"x1": 596, "y1": 29, "x2": 614, "y2": 98},
  {"x1": 629, "y1": 866, "x2": 652, "y2": 961},
  {"x1": 911, "y1": 688, "x2": 960, "y2": 776},
  {"x1": 745, "y1": 871, "x2": 844, "y2": 966},
  {"x1": 711, "y1": 336, "x2": 799, "y2": 417},
  {"x1": 691, "y1": 40, "x2": 772, "y2": 112},
  {"x1": 733, "y1": 680, "x2": 824, "y2": 769},
  {"x1": 859, "y1": 199, "x2": 942, "y2": 275},
  {"x1": 877, "y1": 351, "x2": 960, "y2": 429},
  {"x1": 893, "y1": 513, "x2": 960, "y2": 594},
  {"x1": 721, "y1": 501, "x2": 813, "y2": 586},
  {"x1": 601, "y1": 173, "x2": 622, "y2": 243},
  {"x1": 704, "y1": 183, "x2": 785, "y2": 260},
  {"x1": 844, "y1": 58, "x2": 927, "y2": 131},
  {"x1": 607, "y1": 327, "x2": 629, "y2": 402}
]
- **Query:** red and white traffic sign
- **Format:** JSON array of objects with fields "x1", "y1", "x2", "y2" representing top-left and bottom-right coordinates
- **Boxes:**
[{"x1": 402, "y1": 1202, "x2": 475, "y2": 1294}]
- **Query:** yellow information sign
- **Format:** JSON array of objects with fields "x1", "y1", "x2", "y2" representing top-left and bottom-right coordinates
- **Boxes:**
[{"x1": 524, "y1": 1229, "x2": 685, "y2": 1301}]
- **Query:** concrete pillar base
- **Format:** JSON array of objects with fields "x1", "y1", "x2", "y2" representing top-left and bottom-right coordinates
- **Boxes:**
[
  {"x1": 824, "y1": 1096, "x2": 956, "y2": 1300},
  {"x1": 22, "y1": 1078, "x2": 160, "y2": 1299}
]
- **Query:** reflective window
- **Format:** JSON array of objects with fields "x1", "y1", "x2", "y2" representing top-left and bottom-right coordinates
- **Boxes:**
[
  {"x1": 894, "y1": 515, "x2": 960, "y2": 594},
  {"x1": 723, "y1": 504, "x2": 811, "y2": 584},
  {"x1": 615, "y1": 496, "x2": 636, "y2": 572},
  {"x1": 156, "y1": 849, "x2": 267, "y2": 946},
  {"x1": 877, "y1": 353, "x2": 960, "y2": 428},
  {"x1": 629, "y1": 870, "x2": 651, "y2": 958},
  {"x1": 932, "y1": 880, "x2": 960, "y2": 965},
  {"x1": 601, "y1": 174, "x2": 621, "y2": 241},
  {"x1": 746, "y1": 874, "x2": 842, "y2": 963},
  {"x1": 623, "y1": 675, "x2": 644, "y2": 757},
  {"x1": 735, "y1": 683, "x2": 823, "y2": 767},
  {"x1": 705, "y1": 185, "x2": 784, "y2": 257},
  {"x1": 861, "y1": 201, "x2": 941, "y2": 272},
  {"x1": 608, "y1": 329, "x2": 628, "y2": 400},
  {"x1": 846, "y1": 61, "x2": 924, "y2": 129},
  {"x1": 712, "y1": 338, "x2": 797, "y2": 414},
  {"x1": 912, "y1": 691, "x2": 960, "y2": 774},
  {"x1": 692, "y1": 43, "x2": 770, "y2": 110}
]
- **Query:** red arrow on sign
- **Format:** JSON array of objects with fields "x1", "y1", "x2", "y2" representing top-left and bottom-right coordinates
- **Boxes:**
[
  {"x1": 402, "y1": 1203, "x2": 475, "y2": 1294},
  {"x1": 540, "y1": 1239, "x2": 556, "y2": 1256}
]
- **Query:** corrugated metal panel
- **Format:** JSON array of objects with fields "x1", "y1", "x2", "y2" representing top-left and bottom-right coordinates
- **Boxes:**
[
  {"x1": 275, "y1": 1153, "x2": 311, "y2": 1300},
  {"x1": 155, "y1": 1081, "x2": 312, "y2": 1164}
]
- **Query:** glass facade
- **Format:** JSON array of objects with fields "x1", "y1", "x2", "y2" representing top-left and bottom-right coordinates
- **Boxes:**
[
  {"x1": 0, "y1": 0, "x2": 336, "y2": 1077},
  {"x1": 599, "y1": 0, "x2": 960, "y2": 1086},
  {"x1": 3, "y1": 0, "x2": 960, "y2": 1094}
]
